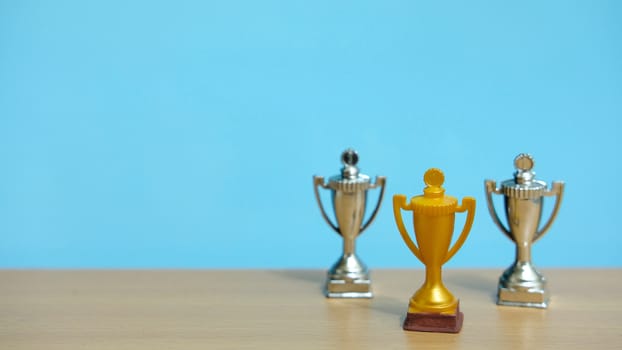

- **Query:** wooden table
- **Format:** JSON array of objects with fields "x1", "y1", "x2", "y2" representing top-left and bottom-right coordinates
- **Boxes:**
[{"x1": 1, "y1": 269, "x2": 620, "y2": 349}]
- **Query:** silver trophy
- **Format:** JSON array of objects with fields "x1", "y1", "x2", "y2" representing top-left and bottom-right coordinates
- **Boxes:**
[
  {"x1": 485, "y1": 153, "x2": 564, "y2": 308},
  {"x1": 313, "y1": 149, "x2": 386, "y2": 298}
]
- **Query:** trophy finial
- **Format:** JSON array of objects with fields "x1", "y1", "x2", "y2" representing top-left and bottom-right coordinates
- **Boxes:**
[
  {"x1": 514, "y1": 153, "x2": 534, "y2": 171},
  {"x1": 341, "y1": 149, "x2": 359, "y2": 166},
  {"x1": 423, "y1": 168, "x2": 445, "y2": 198},
  {"x1": 341, "y1": 149, "x2": 360, "y2": 179},
  {"x1": 513, "y1": 153, "x2": 535, "y2": 184}
]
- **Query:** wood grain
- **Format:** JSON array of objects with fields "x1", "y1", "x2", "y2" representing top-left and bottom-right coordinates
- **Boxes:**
[{"x1": 1, "y1": 269, "x2": 620, "y2": 349}]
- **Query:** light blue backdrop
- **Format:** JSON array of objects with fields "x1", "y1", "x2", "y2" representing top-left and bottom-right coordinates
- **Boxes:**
[{"x1": 1, "y1": 1, "x2": 620, "y2": 268}]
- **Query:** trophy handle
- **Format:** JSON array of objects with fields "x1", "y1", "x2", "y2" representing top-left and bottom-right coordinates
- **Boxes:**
[
  {"x1": 359, "y1": 176, "x2": 387, "y2": 235},
  {"x1": 484, "y1": 180, "x2": 512, "y2": 240},
  {"x1": 313, "y1": 176, "x2": 340, "y2": 236},
  {"x1": 392, "y1": 194, "x2": 423, "y2": 262},
  {"x1": 444, "y1": 197, "x2": 476, "y2": 263},
  {"x1": 534, "y1": 181, "x2": 565, "y2": 242}
]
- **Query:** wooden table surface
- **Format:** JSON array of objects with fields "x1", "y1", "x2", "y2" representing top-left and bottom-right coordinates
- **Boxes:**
[{"x1": 1, "y1": 269, "x2": 620, "y2": 349}]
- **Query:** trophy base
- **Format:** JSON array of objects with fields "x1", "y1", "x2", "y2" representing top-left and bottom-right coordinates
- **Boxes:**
[
  {"x1": 403, "y1": 302, "x2": 463, "y2": 333},
  {"x1": 325, "y1": 278, "x2": 372, "y2": 298},
  {"x1": 497, "y1": 286, "x2": 549, "y2": 309}
]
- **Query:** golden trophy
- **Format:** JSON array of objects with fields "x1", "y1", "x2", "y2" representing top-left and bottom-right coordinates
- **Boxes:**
[
  {"x1": 313, "y1": 149, "x2": 386, "y2": 298},
  {"x1": 393, "y1": 168, "x2": 475, "y2": 333},
  {"x1": 485, "y1": 153, "x2": 564, "y2": 308}
]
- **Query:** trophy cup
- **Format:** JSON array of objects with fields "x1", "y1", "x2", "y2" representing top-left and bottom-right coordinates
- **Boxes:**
[
  {"x1": 313, "y1": 149, "x2": 386, "y2": 298},
  {"x1": 393, "y1": 168, "x2": 475, "y2": 333},
  {"x1": 485, "y1": 153, "x2": 564, "y2": 308}
]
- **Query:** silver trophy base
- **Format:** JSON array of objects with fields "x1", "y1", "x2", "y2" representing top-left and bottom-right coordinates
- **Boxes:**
[
  {"x1": 325, "y1": 253, "x2": 373, "y2": 298},
  {"x1": 325, "y1": 278, "x2": 372, "y2": 298},
  {"x1": 497, "y1": 286, "x2": 550, "y2": 308},
  {"x1": 497, "y1": 261, "x2": 549, "y2": 308}
]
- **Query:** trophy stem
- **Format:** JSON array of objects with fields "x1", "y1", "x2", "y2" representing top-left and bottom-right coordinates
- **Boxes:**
[
  {"x1": 424, "y1": 265, "x2": 442, "y2": 289},
  {"x1": 516, "y1": 242, "x2": 532, "y2": 263},
  {"x1": 409, "y1": 264, "x2": 457, "y2": 315},
  {"x1": 343, "y1": 236, "x2": 355, "y2": 256}
]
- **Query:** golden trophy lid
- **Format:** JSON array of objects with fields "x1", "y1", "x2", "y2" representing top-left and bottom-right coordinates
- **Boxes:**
[
  {"x1": 411, "y1": 168, "x2": 457, "y2": 215},
  {"x1": 500, "y1": 153, "x2": 547, "y2": 199},
  {"x1": 327, "y1": 149, "x2": 371, "y2": 192}
]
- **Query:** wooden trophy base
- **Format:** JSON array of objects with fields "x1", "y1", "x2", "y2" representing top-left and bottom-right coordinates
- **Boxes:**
[{"x1": 403, "y1": 302, "x2": 463, "y2": 333}]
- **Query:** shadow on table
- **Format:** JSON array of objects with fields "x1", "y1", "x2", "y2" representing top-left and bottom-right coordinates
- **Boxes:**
[
  {"x1": 370, "y1": 295, "x2": 407, "y2": 319},
  {"x1": 272, "y1": 270, "x2": 405, "y2": 322},
  {"x1": 445, "y1": 270, "x2": 497, "y2": 303},
  {"x1": 271, "y1": 269, "x2": 324, "y2": 284}
]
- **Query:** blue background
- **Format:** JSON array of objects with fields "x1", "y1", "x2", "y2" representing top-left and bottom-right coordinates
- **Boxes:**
[{"x1": 1, "y1": 1, "x2": 620, "y2": 268}]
